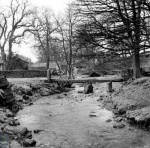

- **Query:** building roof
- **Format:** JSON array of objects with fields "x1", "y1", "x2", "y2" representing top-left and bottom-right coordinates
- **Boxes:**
[{"x1": 14, "y1": 54, "x2": 31, "y2": 63}]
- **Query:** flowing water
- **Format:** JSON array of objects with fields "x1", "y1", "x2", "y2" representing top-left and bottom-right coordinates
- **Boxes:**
[
  {"x1": 0, "y1": 133, "x2": 10, "y2": 148},
  {"x1": 10, "y1": 83, "x2": 150, "y2": 148}
]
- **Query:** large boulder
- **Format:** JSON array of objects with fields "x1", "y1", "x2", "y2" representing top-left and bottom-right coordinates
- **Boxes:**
[
  {"x1": 13, "y1": 85, "x2": 32, "y2": 96},
  {"x1": 38, "y1": 88, "x2": 51, "y2": 96},
  {"x1": 20, "y1": 127, "x2": 29, "y2": 137},
  {"x1": 3, "y1": 125, "x2": 20, "y2": 135},
  {"x1": 63, "y1": 82, "x2": 73, "y2": 88},
  {"x1": 22, "y1": 95, "x2": 30, "y2": 100},
  {"x1": 22, "y1": 139, "x2": 36, "y2": 147},
  {"x1": 15, "y1": 95, "x2": 23, "y2": 102},
  {"x1": 30, "y1": 83, "x2": 41, "y2": 91},
  {"x1": 84, "y1": 82, "x2": 93, "y2": 94},
  {"x1": 3, "y1": 88, "x2": 14, "y2": 102},
  {"x1": 0, "y1": 77, "x2": 9, "y2": 89},
  {"x1": 90, "y1": 72, "x2": 101, "y2": 77}
]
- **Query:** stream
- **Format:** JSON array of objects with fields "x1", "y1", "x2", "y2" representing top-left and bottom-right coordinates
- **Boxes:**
[{"x1": 9, "y1": 83, "x2": 150, "y2": 148}]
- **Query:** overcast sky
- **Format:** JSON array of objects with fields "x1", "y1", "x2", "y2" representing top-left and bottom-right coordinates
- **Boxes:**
[
  {"x1": 23, "y1": 0, "x2": 71, "y2": 62},
  {"x1": 29, "y1": 0, "x2": 69, "y2": 14},
  {"x1": 0, "y1": 0, "x2": 72, "y2": 62}
]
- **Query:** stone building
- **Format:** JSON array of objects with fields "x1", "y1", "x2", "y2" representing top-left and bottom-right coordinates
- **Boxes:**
[{"x1": 9, "y1": 54, "x2": 31, "y2": 70}]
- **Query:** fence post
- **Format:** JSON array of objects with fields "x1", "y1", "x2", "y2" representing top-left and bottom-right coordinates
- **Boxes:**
[
  {"x1": 107, "y1": 81, "x2": 112, "y2": 93},
  {"x1": 47, "y1": 69, "x2": 51, "y2": 82}
]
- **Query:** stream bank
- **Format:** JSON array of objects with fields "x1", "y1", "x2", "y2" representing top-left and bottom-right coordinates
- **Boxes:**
[
  {"x1": 1, "y1": 76, "x2": 150, "y2": 148},
  {"x1": 0, "y1": 77, "x2": 72, "y2": 148},
  {"x1": 9, "y1": 81, "x2": 150, "y2": 148},
  {"x1": 102, "y1": 77, "x2": 150, "y2": 128}
]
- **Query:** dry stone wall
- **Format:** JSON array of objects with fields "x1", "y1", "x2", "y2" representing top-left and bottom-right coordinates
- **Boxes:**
[{"x1": 0, "y1": 70, "x2": 47, "y2": 78}]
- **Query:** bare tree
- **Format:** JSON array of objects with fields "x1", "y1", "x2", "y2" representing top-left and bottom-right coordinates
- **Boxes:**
[
  {"x1": 0, "y1": 0, "x2": 34, "y2": 70},
  {"x1": 0, "y1": 12, "x2": 10, "y2": 69},
  {"x1": 76, "y1": 0, "x2": 150, "y2": 78},
  {"x1": 31, "y1": 8, "x2": 58, "y2": 69},
  {"x1": 49, "y1": 38, "x2": 65, "y2": 77},
  {"x1": 56, "y1": 4, "x2": 78, "y2": 79}
]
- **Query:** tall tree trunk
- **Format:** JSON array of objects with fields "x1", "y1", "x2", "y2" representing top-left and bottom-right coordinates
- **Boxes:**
[
  {"x1": 68, "y1": 64, "x2": 72, "y2": 79},
  {"x1": 132, "y1": 0, "x2": 141, "y2": 79},
  {"x1": 46, "y1": 30, "x2": 50, "y2": 70},
  {"x1": 2, "y1": 54, "x2": 7, "y2": 70},
  {"x1": 133, "y1": 49, "x2": 140, "y2": 79},
  {"x1": 68, "y1": 37, "x2": 74, "y2": 79},
  {"x1": 0, "y1": 47, "x2": 7, "y2": 70},
  {"x1": 46, "y1": 55, "x2": 50, "y2": 69},
  {"x1": 7, "y1": 40, "x2": 13, "y2": 70},
  {"x1": 133, "y1": 24, "x2": 141, "y2": 78}
]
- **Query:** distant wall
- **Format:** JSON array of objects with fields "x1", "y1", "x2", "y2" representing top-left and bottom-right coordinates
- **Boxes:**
[
  {"x1": 28, "y1": 67, "x2": 46, "y2": 70},
  {"x1": 0, "y1": 70, "x2": 47, "y2": 78}
]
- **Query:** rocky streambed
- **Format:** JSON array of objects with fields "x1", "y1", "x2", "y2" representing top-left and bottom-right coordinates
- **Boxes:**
[
  {"x1": 1, "y1": 77, "x2": 150, "y2": 148},
  {"x1": 0, "y1": 78, "x2": 72, "y2": 148}
]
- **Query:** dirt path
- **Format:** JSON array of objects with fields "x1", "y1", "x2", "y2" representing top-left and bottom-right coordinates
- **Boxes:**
[{"x1": 10, "y1": 83, "x2": 150, "y2": 148}]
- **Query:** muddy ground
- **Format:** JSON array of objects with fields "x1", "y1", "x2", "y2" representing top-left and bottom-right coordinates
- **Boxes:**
[{"x1": 1, "y1": 76, "x2": 150, "y2": 148}]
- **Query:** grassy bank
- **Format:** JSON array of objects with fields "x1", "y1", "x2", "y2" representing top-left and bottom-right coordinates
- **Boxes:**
[{"x1": 103, "y1": 77, "x2": 150, "y2": 128}]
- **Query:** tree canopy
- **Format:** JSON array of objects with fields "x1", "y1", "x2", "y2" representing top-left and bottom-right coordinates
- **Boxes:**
[{"x1": 74, "y1": 0, "x2": 150, "y2": 78}]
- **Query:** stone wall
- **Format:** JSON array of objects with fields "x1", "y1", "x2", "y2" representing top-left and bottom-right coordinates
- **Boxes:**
[{"x1": 0, "y1": 70, "x2": 47, "y2": 78}]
